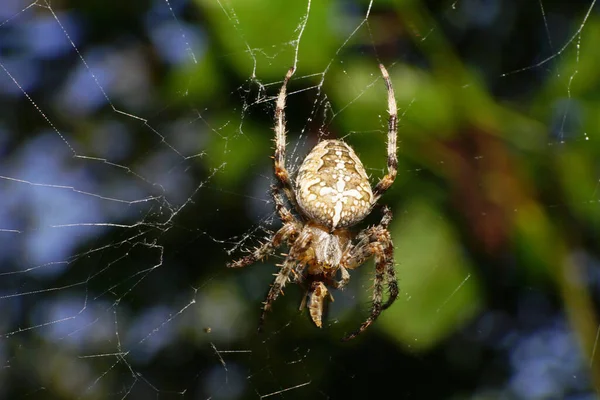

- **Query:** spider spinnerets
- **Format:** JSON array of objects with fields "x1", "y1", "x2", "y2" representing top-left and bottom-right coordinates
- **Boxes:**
[{"x1": 228, "y1": 64, "x2": 399, "y2": 341}]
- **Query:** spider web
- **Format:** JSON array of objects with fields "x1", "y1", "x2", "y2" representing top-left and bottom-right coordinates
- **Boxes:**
[{"x1": 0, "y1": 0, "x2": 599, "y2": 398}]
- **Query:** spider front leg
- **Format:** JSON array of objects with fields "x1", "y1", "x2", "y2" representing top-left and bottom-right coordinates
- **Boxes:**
[
  {"x1": 273, "y1": 67, "x2": 299, "y2": 209},
  {"x1": 373, "y1": 64, "x2": 398, "y2": 200},
  {"x1": 271, "y1": 184, "x2": 298, "y2": 225}
]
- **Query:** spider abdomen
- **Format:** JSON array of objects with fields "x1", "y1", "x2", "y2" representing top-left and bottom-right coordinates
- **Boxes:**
[{"x1": 295, "y1": 140, "x2": 373, "y2": 230}]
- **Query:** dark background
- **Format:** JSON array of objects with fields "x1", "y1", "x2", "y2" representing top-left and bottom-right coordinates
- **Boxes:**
[{"x1": 1, "y1": 0, "x2": 600, "y2": 398}]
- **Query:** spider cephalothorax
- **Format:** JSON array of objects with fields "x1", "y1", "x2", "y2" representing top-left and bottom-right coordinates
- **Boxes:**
[{"x1": 228, "y1": 64, "x2": 398, "y2": 341}]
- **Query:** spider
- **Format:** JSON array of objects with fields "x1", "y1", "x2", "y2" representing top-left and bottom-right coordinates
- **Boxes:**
[{"x1": 228, "y1": 64, "x2": 398, "y2": 341}]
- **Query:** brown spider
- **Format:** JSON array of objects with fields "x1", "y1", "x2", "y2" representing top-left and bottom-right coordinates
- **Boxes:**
[{"x1": 228, "y1": 64, "x2": 398, "y2": 341}]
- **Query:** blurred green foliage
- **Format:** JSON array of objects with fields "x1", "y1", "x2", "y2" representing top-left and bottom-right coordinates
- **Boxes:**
[
  {"x1": 187, "y1": 0, "x2": 600, "y2": 361},
  {"x1": 181, "y1": 0, "x2": 600, "y2": 364},
  {"x1": 175, "y1": 0, "x2": 600, "y2": 394}
]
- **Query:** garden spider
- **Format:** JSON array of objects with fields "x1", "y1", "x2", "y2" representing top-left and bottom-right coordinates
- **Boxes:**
[{"x1": 228, "y1": 64, "x2": 398, "y2": 341}]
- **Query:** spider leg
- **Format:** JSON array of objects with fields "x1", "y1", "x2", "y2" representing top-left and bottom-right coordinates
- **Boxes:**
[
  {"x1": 342, "y1": 241, "x2": 389, "y2": 341},
  {"x1": 380, "y1": 238, "x2": 398, "y2": 310},
  {"x1": 378, "y1": 205, "x2": 393, "y2": 229},
  {"x1": 271, "y1": 184, "x2": 299, "y2": 225},
  {"x1": 273, "y1": 67, "x2": 300, "y2": 210},
  {"x1": 375, "y1": 206, "x2": 398, "y2": 310},
  {"x1": 259, "y1": 228, "x2": 312, "y2": 331},
  {"x1": 228, "y1": 185, "x2": 302, "y2": 270},
  {"x1": 344, "y1": 206, "x2": 393, "y2": 270},
  {"x1": 342, "y1": 207, "x2": 397, "y2": 340},
  {"x1": 343, "y1": 218, "x2": 375, "y2": 270},
  {"x1": 373, "y1": 64, "x2": 398, "y2": 200},
  {"x1": 259, "y1": 254, "x2": 296, "y2": 331},
  {"x1": 227, "y1": 222, "x2": 298, "y2": 269}
]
